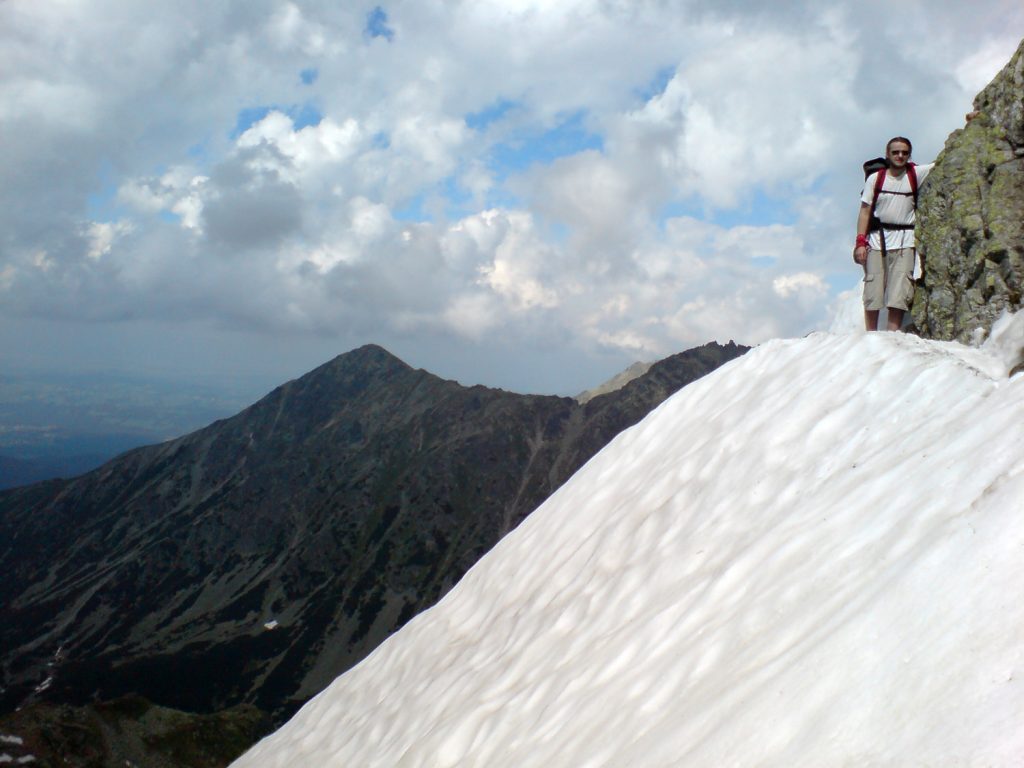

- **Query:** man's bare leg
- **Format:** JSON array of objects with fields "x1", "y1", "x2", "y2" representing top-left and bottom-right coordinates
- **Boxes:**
[
  {"x1": 886, "y1": 308, "x2": 904, "y2": 331},
  {"x1": 865, "y1": 309, "x2": 880, "y2": 331}
]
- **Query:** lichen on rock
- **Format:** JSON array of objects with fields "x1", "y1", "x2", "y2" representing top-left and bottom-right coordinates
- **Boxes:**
[{"x1": 913, "y1": 38, "x2": 1024, "y2": 342}]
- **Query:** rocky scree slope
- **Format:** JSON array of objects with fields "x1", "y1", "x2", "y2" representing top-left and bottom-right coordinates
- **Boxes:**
[{"x1": 0, "y1": 342, "x2": 746, "y2": 725}]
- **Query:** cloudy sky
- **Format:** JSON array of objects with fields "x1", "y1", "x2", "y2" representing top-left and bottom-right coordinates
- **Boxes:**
[{"x1": 3, "y1": 1, "x2": 1023, "y2": 397}]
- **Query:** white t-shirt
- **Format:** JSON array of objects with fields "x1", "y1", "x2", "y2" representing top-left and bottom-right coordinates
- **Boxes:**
[{"x1": 860, "y1": 163, "x2": 934, "y2": 250}]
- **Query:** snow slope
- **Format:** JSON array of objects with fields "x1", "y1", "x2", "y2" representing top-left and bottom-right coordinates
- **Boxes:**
[{"x1": 233, "y1": 319, "x2": 1024, "y2": 767}]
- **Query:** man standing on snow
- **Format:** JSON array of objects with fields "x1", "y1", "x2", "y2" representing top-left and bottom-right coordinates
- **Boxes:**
[{"x1": 852, "y1": 137, "x2": 934, "y2": 332}]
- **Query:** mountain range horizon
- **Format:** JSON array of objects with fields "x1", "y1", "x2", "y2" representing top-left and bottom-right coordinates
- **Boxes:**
[
  {"x1": 0, "y1": 344, "x2": 683, "y2": 492},
  {"x1": 0, "y1": 337, "x2": 748, "y2": 764}
]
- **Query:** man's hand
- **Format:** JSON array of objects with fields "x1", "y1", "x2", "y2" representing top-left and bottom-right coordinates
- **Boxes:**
[{"x1": 853, "y1": 245, "x2": 868, "y2": 265}]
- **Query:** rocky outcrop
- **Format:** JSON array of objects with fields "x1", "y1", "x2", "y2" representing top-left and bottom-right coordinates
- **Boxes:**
[
  {"x1": 0, "y1": 341, "x2": 746, "y2": 727},
  {"x1": 576, "y1": 361, "x2": 652, "y2": 404},
  {"x1": 913, "y1": 38, "x2": 1024, "y2": 341}
]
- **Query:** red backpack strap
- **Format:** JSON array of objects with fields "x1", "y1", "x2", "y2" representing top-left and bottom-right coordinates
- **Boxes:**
[
  {"x1": 906, "y1": 162, "x2": 918, "y2": 208},
  {"x1": 870, "y1": 167, "x2": 887, "y2": 221},
  {"x1": 872, "y1": 168, "x2": 886, "y2": 203}
]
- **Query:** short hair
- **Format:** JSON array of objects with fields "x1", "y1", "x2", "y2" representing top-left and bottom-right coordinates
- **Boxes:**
[{"x1": 886, "y1": 136, "x2": 913, "y2": 154}]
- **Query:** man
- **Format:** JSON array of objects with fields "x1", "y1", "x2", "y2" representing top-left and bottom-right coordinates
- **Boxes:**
[{"x1": 853, "y1": 137, "x2": 934, "y2": 331}]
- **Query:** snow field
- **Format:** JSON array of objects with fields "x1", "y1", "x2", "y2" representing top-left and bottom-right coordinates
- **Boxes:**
[{"x1": 233, "y1": 321, "x2": 1024, "y2": 767}]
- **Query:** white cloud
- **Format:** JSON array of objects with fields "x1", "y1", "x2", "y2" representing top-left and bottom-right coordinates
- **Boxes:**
[
  {"x1": 611, "y1": 25, "x2": 859, "y2": 209},
  {"x1": 443, "y1": 292, "x2": 500, "y2": 339},
  {"x1": 479, "y1": 256, "x2": 558, "y2": 310},
  {"x1": 773, "y1": 272, "x2": 827, "y2": 299},
  {"x1": 2, "y1": 0, "x2": 1023, "y2": 393},
  {"x1": 954, "y1": 36, "x2": 1023, "y2": 94},
  {"x1": 85, "y1": 220, "x2": 134, "y2": 261},
  {"x1": 119, "y1": 168, "x2": 209, "y2": 230},
  {"x1": 31, "y1": 250, "x2": 54, "y2": 274},
  {"x1": 295, "y1": 196, "x2": 397, "y2": 273},
  {"x1": 237, "y1": 112, "x2": 364, "y2": 179},
  {"x1": 266, "y1": 2, "x2": 333, "y2": 56}
]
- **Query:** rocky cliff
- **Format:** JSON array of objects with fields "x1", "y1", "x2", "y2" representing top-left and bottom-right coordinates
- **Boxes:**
[
  {"x1": 0, "y1": 342, "x2": 746, "y2": 727},
  {"x1": 913, "y1": 38, "x2": 1024, "y2": 341}
]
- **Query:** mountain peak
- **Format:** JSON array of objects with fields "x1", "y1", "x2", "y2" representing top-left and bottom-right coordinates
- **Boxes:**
[
  {"x1": 323, "y1": 343, "x2": 412, "y2": 374},
  {"x1": 0, "y1": 340, "x2": 745, "y2": 727},
  {"x1": 290, "y1": 343, "x2": 416, "y2": 399}
]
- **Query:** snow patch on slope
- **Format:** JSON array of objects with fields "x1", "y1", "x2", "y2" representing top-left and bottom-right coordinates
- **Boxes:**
[{"x1": 233, "y1": 326, "x2": 1024, "y2": 767}]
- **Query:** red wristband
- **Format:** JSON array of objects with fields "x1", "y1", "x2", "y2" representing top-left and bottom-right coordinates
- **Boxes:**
[{"x1": 855, "y1": 234, "x2": 869, "y2": 248}]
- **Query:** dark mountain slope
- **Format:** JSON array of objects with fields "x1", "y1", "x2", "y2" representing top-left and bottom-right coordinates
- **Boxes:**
[
  {"x1": 0, "y1": 341, "x2": 746, "y2": 723},
  {"x1": 0, "y1": 696, "x2": 266, "y2": 768}
]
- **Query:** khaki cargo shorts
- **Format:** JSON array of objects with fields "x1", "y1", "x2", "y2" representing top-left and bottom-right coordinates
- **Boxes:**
[{"x1": 863, "y1": 247, "x2": 915, "y2": 311}]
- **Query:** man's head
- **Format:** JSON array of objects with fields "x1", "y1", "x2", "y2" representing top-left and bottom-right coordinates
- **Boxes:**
[{"x1": 886, "y1": 136, "x2": 912, "y2": 170}]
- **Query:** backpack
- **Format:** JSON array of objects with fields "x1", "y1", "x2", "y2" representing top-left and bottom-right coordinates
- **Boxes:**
[{"x1": 862, "y1": 157, "x2": 918, "y2": 250}]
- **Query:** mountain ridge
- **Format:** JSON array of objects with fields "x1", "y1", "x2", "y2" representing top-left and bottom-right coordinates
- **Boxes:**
[{"x1": 0, "y1": 340, "x2": 747, "y2": 726}]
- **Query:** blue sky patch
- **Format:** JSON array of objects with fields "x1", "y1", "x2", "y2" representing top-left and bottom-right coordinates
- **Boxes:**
[
  {"x1": 543, "y1": 220, "x2": 571, "y2": 245},
  {"x1": 231, "y1": 103, "x2": 324, "y2": 138},
  {"x1": 393, "y1": 179, "x2": 471, "y2": 223},
  {"x1": 393, "y1": 174, "x2": 524, "y2": 223},
  {"x1": 659, "y1": 188, "x2": 798, "y2": 230},
  {"x1": 657, "y1": 200, "x2": 700, "y2": 224},
  {"x1": 465, "y1": 99, "x2": 519, "y2": 131},
  {"x1": 366, "y1": 7, "x2": 395, "y2": 41},
  {"x1": 635, "y1": 65, "x2": 677, "y2": 103},
  {"x1": 826, "y1": 272, "x2": 858, "y2": 293},
  {"x1": 86, "y1": 161, "x2": 124, "y2": 223},
  {"x1": 709, "y1": 189, "x2": 797, "y2": 228},
  {"x1": 86, "y1": 185, "x2": 120, "y2": 223},
  {"x1": 393, "y1": 193, "x2": 427, "y2": 222},
  {"x1": 300, "y1": 67, "x2": 318, "y2": 85},
  {"x1": 289, "y1": 103, "x2": 323, "y2": 130},
  {"x1": 483, "y1": 187, "x2": 523, "y2": 212},
  {"x1": 488, "y1": 111, "x2": 603, "y2": 179},
  {"x1": 441, "y1": 176, "x2": 473, "y2": 219},
  {"x1": 187, "y1": 142, "x2": 207, "y2": 159}
]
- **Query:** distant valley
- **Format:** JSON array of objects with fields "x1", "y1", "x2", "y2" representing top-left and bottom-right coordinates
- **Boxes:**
[{"x1": 0, "y1": 371, "x2": 266, "y2": 489}]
